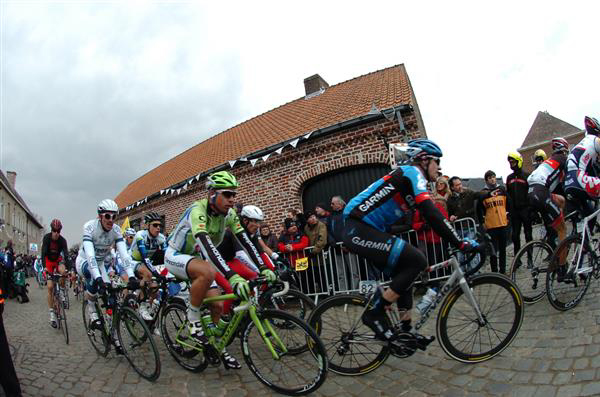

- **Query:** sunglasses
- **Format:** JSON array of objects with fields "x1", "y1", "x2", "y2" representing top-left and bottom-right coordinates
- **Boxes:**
[
  {"x1": 150, "y1": 223, "x2": 161, "y2": 228},
  {"x1": 51, "y1": 229, "x2": 61, "y2": 233},
  {"x1": 219, "y1": 190, "x2": 237, "y2": 198},
  {"x1": 430, "y1": 157, "x2": 440, "y2": 165},
  {"x1": 102, "y1": 213, "x2": 118, "y2": 221}
]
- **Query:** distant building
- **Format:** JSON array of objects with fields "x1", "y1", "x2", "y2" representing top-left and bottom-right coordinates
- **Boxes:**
[
  {"x1": 518, "y1": 111, "x2": 583, "y2": 174},
  {"x1": 0, "y1": 170, "x2": 44, "y2": 255},
  {"x1": 115, "y1": 65, "x2": 428, "y2": 234}
]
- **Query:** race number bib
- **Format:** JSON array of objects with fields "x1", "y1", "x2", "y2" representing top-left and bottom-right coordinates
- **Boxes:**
[{"x1": 295, "y1": 257, "x2": 309, "y2": 271}]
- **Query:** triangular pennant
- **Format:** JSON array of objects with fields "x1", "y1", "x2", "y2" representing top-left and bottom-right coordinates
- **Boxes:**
[
  {"x1": 240, "y1": 157, "x2": 248, "y2": 162},
  {"x1": 250, "y1": 158, "x2": 258, "y2": 166},
  {"x1": 143, "y1": 197, "x2": 147, "y2": 203},
  {"x1": 229, "y1": 160, "x2": 237, "y2": 168},
  {"x1": 183, "y1": 183, "x2": 188, "y2": 190},
  {"x1": 160, "y1": 190, "x2": 164, "y2": 195},
  {"x1": 275, "y1": 146, "x2": 284, "y2": 155},
  {"x1": 368, "y1": 102, "x2": 380, "y2": 115},
  {"x1": 262, "y1": 153, "x2": 271, "y2": 162},
  {"x1": 289, "y1": 138, "x2": 300, "y2": 148},
  {"x1": 188, "y1": 179, "x2": 193, "y2": 185},
  {"x1": 177, "y1": 188, "x2": 182, "y2": 194},
  {"x1": 303, "y1": 131, "x2": 313, "y2": 140},
  {"x1": 195, "y1": 174, "x2": 200, "y2": 181}
]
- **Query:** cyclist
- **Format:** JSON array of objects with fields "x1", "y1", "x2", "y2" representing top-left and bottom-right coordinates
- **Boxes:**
[
  {"x1": 165, "y1": 171, "x2": 276, "y2": 365},
  {"x1": 33, "y1": 256, "x2": 44, "y2": 285},
  {"x1": 564, "y1": 116, "x2": 600, "y2": 220},
  {"x1": 528, "y1": 137, "x2": 569, "y2": 248},
  {"x1": 342, "y1": 139, "x2": 477, "y2": 344},
  {"x1": 532, "y1": 149, "x2": 548, "y2": 169},
  {"x1": 124, "y1": 228, "x2": 136, "y2": 250},
  {"x1": 76, "y1": 199, "x2": 138, "y2": 352},
  {"x1": 41, "y1": 219, "x2": 71, "y2": 328},
  {"x1": 131, "y1": 212, "x2": 167, "y2": 320}
]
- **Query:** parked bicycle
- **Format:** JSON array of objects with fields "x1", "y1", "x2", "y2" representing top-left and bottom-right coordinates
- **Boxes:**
[
  {"x1": 160, "y1": 277, "x2": 328, "y2": 396},
  {"x1": 48, "y1": 272, "x2": 69, "y2": 344},
  {"x1": 307, "y1": 240, "x2": 524, "y2": 375},
  {"x1": 82, "y1": 280, "x2": 161, "y2": 381}
]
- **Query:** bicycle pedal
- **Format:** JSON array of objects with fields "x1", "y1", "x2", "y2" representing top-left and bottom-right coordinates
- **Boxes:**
[
  {"x1": 204, "y1": 346, "x2": 221, "y2": 366},
  {"x1": 414, "y1": 334, "x2": 435, "y2": 351}
]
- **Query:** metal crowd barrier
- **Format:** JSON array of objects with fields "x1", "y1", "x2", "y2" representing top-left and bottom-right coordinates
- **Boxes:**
[{"x1": 281, "y1": 217, "x2": 478, "y2": 302}]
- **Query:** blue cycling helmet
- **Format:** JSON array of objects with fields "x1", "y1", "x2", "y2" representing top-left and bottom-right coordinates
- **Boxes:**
[{"x1": 406, "y1": 138, "x2": 443, "y2": 161}]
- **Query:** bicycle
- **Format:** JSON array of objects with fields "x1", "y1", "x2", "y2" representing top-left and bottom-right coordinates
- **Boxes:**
[
  {"x1": 47, "y1": 272, "x2": 69, "y2": 344},
  {"x1": 546, "y1": 204, "x2": 600, "y2": 311},
  {"x1": 307, "y1": 241, "x2": 524, "y2": 375},
  {"x1": 510, "y1": 211, "x2": 579, "y2": 304},
  {"x1": 73, "y1": 275, "x2": 84, "y2": 302},
  {"x1": 160, "y1": 277, "x2": 328, "y2": 396},
  {"x1": 82, "y1": 281, "x2": 161, "y2": 381}
]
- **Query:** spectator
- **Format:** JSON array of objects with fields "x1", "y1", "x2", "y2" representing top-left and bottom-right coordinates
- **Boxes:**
[
  {"x1": 286, "y1": 209, "x2": 306, "y2": 232},
  {"x1": 413, "y1": 195, "x2": 449, "y2": 267},
  {"x1": 328, "y1": 195, "x2": 361, "y2": 289},
  {"x1": 2, "y1": 241, "x2": 15, "y2": 299},
  {"x1": 314, "y1": 203, "x2": 331, "y2": 224},
  {"x1": 278, "y1": 218, "x2": 309, "y2": 265},
  {"x1": 304, "y1": 211, "x2": 328, "y2": 255},
  {"x1": 477, "y1": 170, "x2": 509, "y2": 274},
  {"x1": 259, "y1": 224, "x2": 278, "y2": 252},
  {"x1": 506, "y1": 151, "x2": 533, "y2": 258},
  {"x1": 433, "y1": 176, "x2": 450, "y2": 203},
  {"x1": 447, "y1": 177, "x2": 478, "y2": 221}
]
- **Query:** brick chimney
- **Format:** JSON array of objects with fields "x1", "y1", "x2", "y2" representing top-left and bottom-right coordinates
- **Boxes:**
[
  {"x1": 304, "y1": 74, "x2": 329, "y2": 96},
  {"x1": 6, "y1": 171, "x2": 16, "y2": 189}
]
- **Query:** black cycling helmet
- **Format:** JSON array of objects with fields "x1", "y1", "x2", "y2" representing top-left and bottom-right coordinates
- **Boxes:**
[
  {"x1": 144, "y1": 212, "x2": 161, "y2": 224},
  {"x1": 585, "y1": 116, "x2": 600, "y2": 136}
]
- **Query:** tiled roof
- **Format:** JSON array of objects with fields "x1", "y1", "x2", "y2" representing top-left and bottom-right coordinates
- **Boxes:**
[
  {"x1": 519, "y1": 111, "x2": 582, "y2": 149},
  {"x1": 115, "y1": 64, "x2": 415, "y2": 207}
]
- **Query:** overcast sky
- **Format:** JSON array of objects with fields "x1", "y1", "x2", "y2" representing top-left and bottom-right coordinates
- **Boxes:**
[{"x1": 1, "y1": 1, "x2": 599, "y2": 245}]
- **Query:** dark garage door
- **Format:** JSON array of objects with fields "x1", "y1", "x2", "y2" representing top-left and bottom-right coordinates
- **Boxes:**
[{"x1": 302, "y1": 164, "x2": 390, "y2": 212}]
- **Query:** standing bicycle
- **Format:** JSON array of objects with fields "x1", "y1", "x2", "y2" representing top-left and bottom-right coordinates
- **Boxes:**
[
  {"x1": 41, "y1": 219, "x2": 71, "y2": 328},
  {"x1": 308, "y1": 241, "x2": 524, "y2": 375}
]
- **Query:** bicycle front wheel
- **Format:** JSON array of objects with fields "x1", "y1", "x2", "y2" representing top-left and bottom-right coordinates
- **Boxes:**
[
  {"x1": 160, "y1": 301, "x2": 207, "y2": 373},
  {"x1": 82, "y1": 300, "x2": 109, "y2": 356},
  {"x1": 307, "y1": 294, "x2": 390, "y2": 376},
  {"x1": 117, "y1": 306, "x2": 161, "y2": 381},
  {"x1": 437, "y1": 273, "x2": 524, "y2": 363},
  {"x1": 510, "y1": 240, "x2": 552, "y2": 304},
  {"x1": 242, "y1": 309, "x2": 328, "y2": 396},
  {"x1": 546, "y1": 235, "x2": 592, "y2": 311}
]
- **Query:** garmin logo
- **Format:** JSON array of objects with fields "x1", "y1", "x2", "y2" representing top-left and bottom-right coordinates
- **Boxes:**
[
  {"x1": 351, "y1": 236, "x2": 392, "y2": 251},
  {"x1": 358, "y1": 184, "x2": 395, "y2": 212}
]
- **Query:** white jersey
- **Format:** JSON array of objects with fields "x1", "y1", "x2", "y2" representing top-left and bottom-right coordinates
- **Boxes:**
[
  {"x1": 567, "y1": 135, "x2": 599, "y2": 174},
  {"x1": 77, "y1": 219, "x2": 135, "y2": 280}
]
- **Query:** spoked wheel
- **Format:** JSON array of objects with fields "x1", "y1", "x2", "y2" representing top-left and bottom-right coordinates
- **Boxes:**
[
  {"x1": 546, "y1": 235, "x2": 592, "y2": 311},
  {"x1": 62, "y1": 287, "x2": 70, "y2": 310},
  {"x1": 56, "y1": 296, "x2": 69, "y2": 344},
  {"x1": 307, "y1": 294, "x2": 390, "y2": 376},
  {"x1": 242, "y1": 309, "x2": 328, "y2": 396},
  {"x1": 160, "y1": 301, "x2": 207, "y2": 373},
  {"x1": 117, "y1": 306, "x2": 161, "y2": 382},
  {"x1": 82, "y1": 300, "x2": 109, "y2": 356},
  {"x1": 260, "y1": 287, "x2": 315, "y2": 323},
  {"x1": 437, "y1": 273, "x2": 524, "y2": 363},
  {"x1": 510, "y1": 240, "x2": 552, "y2": 304}
]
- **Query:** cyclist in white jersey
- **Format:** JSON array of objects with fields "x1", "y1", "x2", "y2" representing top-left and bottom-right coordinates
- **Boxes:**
[{"x1": 76, "y1": 199, "x2": 139, "y2": 350}]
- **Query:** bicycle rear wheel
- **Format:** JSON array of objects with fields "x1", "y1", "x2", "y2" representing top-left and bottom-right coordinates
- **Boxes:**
[
  {"x1": 117, "y1": 306, "x2": 161, "y2": 381},
  {"x1": 510, "y1": 240, "x2": 552, "y2": 303},
  {"x1": 241, "y1": 309, "x2": 328, "y2": 396},
  {"x1": 437, "y1": 273, "x2": 524, "y2": 363},
  {"x1": 546, "y1": 235, "x2": 592, "y2": 311},
  {"x1": 160, "y1": 301, "x2": 207, "y2": 373},
  {"x1": 57, "y1": 296, "x2": 69, "y2": 344},
  {"x1": 260, "y1": 287, "x2": 315, "y2": 322},
  {"x1": 307, "y1": 294, "x2": 390, "y2": 376},
  {"x1": 82, "y1": 300, "x2": 109, "y2": 356}
]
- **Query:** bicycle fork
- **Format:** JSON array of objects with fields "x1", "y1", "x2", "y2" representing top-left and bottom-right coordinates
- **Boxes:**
[
  {"x1": 458, "y1": 278, "x2": 486, "y2": 327},
  {"x1": 248, "y1": 306, "x2": 287, "y2": 360}
]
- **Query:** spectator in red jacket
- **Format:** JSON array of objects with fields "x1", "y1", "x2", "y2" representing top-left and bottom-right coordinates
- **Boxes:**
[
  {"x1": 412, "y1": 199, "x2": 449, "y2": 266},
  {"x1": 278, "y1": 218, "x2": 309, "y2": 265}
]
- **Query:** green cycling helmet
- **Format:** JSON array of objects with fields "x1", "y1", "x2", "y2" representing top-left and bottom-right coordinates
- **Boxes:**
[{"x1": 206, "y1": 171, "x2": 239, "y2": 190}]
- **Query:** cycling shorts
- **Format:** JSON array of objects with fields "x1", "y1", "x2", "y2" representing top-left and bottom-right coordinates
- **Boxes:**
[
  {"x1": 528, "y1": 185, "x2": 562, "y2": 227},
  {"x1": 45, "y1": 257, "x2": 62, "y2": 274},
  {"x1": 164, "y1": 246, "x2": 217, "y2": 287},
  {"x1": 75, "y1": 255, "x2": 110, "y2": 294}
]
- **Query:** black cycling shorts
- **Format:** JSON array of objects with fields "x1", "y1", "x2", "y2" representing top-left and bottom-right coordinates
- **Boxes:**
[{"x1": 528, "y1": 185, "x2": 561, "y2": 227}]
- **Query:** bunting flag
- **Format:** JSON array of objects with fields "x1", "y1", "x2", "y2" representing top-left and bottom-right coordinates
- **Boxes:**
[
  {"x1": 250, "y1": 158, "x2": 258, "y2": 166},
  {"x1": 275, "y1": 146, "x2": 284, "y2": 155},
  {"x1": 188, "y1": 178, "x2": 193, "y2": 185},
  {"x1": 195, "y1": 174, "x2": 200, "y2": 181},
  {"x1": 368, "y1": 102, "x2": 380, "y2": 115},
  {"x1": 262, "y1": 153, "x2": 271, "y2": 162},
  {"x1": 183, "y1": 183, "x2": 188, "y2": 190},
  {"x1": 160, "y1": 189, "x2": 165, "y2": 195},
  {"x1": 229, "y1": 160, "x2": 237, "y2": 168},
  {"x1": 289, "y1": 138, "x2": 300, "y2": 148},
  {"x1": 303, "y1": 131, "x2": 313, "y2": 140},
  {"x1": 240, "y1": 157, "x2": 248, "y2": 162},
  {"x1": 120, "y1": 217, "x2": 131, "y2": 233},
  {"x1": 176, "y1": 188, "x2": 181, "y2": 194},
  {"x1": 171, "y1": 189, "x2": 176, "y2": 195}
]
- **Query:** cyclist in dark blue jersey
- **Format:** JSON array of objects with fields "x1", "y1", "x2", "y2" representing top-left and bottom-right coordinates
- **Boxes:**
[{"x1": 343, "y1": 138, "x2": 477, "y2": 343}]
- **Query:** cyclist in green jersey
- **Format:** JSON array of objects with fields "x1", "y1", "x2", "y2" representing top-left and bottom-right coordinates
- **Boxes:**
[{"x1": 165, "y1": 171, "x2": 276, "y2": 361}]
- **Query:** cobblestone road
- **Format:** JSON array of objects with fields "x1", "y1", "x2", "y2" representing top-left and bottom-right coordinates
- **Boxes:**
[{"x1": 4, "y1": 275, "x2": 600, "y2": 397}]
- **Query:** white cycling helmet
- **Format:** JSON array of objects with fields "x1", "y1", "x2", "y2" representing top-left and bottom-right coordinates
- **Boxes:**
[
  {"x1": 97, "y1": 199, "x2": 119, "y2": 213},
  {"x1": 125, "y1": 228, "x2": 136, "y2": 237},
  {"x1": 240, "y1": 205, "x2": 264, "y2": 221}
]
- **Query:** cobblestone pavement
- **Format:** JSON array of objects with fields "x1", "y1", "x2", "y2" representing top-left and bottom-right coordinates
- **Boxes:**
[{"x1": 4, "y1": 273, "x2": 600, "y2": 397}]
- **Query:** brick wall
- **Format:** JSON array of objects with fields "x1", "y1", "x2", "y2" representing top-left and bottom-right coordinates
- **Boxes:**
[{"x1": 120, "y1": 111, "x2": 424, "y2": 235}]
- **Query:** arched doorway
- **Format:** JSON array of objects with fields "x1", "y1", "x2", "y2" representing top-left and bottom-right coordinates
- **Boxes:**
[{"x1": 301, "y1": 164, "x2": 390, "y2": 212}]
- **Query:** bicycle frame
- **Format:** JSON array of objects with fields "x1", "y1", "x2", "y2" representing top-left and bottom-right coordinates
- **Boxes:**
[
  {"x1": 569, "y1": 205, "x2": 600, "y2": 275},
  {"x1": 173, "y1": 281, "x2": 291, "y2": 359}
]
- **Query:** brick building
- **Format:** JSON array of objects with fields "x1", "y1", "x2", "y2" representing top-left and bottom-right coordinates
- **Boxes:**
[
  {"x1": 518, "y1": 111, "x2": 583, "y2": 174},
  {"x1": 114, "y1": 65, "x2": 427, "y2": 234},
  {"x1": 0, "y1": 170, "x2": 44, "y2": 255}
]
